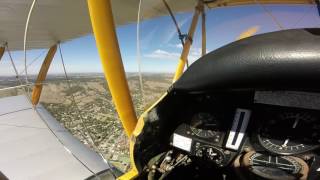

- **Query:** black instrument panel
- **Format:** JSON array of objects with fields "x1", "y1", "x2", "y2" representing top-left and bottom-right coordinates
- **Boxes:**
[
  {"x1": 172, "y1": 104, "x2": 320, "y2": 156},
  {"x1": 170, "y1": 91, "x2": 320, "y2": 179},
  {"x1": 166, "y1": 92, "x2": 320, "y2": 179}
]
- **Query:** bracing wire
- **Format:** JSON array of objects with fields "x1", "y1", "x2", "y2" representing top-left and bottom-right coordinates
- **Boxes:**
[
  {"x1": 0, "y1": 81, "x2": 69, "y2": 92},
  {"x1": 255, "y1": 0, "x2": 284, "y2": 30},
  {"x1": 18, "y1": 0, "x2": 109, "y2": 177},
  {"x1": 34, "y1": 107, "x2": 99, "y2": 176},
  {"x1": 292, "y1": 5, "x2": 315, "y2": 28},
  {"x1": 58, "y1": 43, "x2": 99, "y2": 176},
  {"x1": 5, "y1": 44, "x2": 23, "y2": 86},
  {"x1": 23, "y1": 0, "x2": 37, "y2": 97},
  {"x1": 22, "y1": 1, "x2": 99, "y2": 171},
  {"x1": 24, "y1": 27, "x2": 99, "y2": 176},
  {"x1": 5, "y1": 43, "x2": 45, "y2": 96},
  {"x1": 21, "y1": 2, "x2": 103, "y2": 173},
  {"x1": 0, "y1": 104, "x2": 95, "y2": 177},
  {"x1": 0, "y1": 81, "x2": 72, "y2": 93},
  {"x1": 0, "y1": 84, "x2": 32, "y2": 92},
  {"x1": 6, "y1": 43, "x2": 31, "y2": 97},
  {"x1": 59, "y1": 43, "x2": 118, "y2": 175},
  {"x1": 58, "y1": 43, "x2": 97, "y2": 149},
  {"x1": 162, "y1": 0, "x2": 189, "y2": 68},
  {"x1": 58, "y1": 43, "x2": 116, "y2": 178},
  {"x1": 137, "y1": 0, "x2": 145, "y2": 109},
  {"x1": 19, "y1": 50, "x2": 46, "y2": 75},
  {"x1": 162, "y1": 0, "x2": 185, "y2": 46},
  {"x1": 162, "y1": 0, "x2": 189, "y2": 67},
  {"x1": 256, "y1": 1, "x2": 316, "y2": 30}
]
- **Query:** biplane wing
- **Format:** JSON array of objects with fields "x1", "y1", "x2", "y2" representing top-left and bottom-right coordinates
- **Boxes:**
[
  {"x1": 0, "y1": 95, "x2": 112, "y2": 180},
  {"x1": 0, "y1": 0, "x2": 314, "y2": 50},
  {"x1": 0, "y1": 0, "x2": 316, "y2": 180}
]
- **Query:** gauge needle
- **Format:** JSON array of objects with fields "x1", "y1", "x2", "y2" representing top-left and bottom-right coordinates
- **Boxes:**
[
  {"x1": 282, "y1": 139, "x2": 289, "y2": 147},
  {"x1": 292, "y1": 117, "x2": 299, "y2": 129},
  {"x1": 282, "y1": 118, "x2": 300, "y2": 147}
]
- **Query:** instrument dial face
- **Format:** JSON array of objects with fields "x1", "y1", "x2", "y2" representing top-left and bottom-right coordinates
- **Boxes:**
[
  {"x1": 190, "y1": 113, "x2": 219, "y2": 138},
  {"x1": 258, "y1": 111, "x2": 320, "y2": 155},
  {"x1": 248, "y1": 153, "x2": 302, "y2": 180}
]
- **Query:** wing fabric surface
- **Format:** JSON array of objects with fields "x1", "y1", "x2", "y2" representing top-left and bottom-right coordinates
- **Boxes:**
[
  {"x1": 0, "y1": 95, "x2": 110, "y2": 180},
  {"x1": 0, "y1": 0, "x2": 314, "y2": 51}
]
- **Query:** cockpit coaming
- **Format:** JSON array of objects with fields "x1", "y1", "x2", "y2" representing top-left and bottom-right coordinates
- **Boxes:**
[{"x1": 132, "y1": 29, "x2": 320, "y2": 180}]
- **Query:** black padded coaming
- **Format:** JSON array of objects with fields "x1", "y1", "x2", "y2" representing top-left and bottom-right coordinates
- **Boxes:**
[{"x1": 172, "y1": 29, "x2": 320, "y2": 93}]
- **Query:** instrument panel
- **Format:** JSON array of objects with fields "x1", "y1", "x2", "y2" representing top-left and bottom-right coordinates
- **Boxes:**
[
  {"x1": 172, "y1": 105, "x2": 320, "y2": 156},
  {"x1": 170, "y1": 91, "x2": 320, "y2": 179}
]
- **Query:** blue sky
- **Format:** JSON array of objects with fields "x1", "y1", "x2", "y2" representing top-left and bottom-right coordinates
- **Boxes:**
[{"x1": 0, "y1": 4, "x2": 320, "y2": 76}]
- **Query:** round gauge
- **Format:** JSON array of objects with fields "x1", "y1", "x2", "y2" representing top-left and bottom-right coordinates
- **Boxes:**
[
  {"x1": 258, "y1": 111, "x2": 320, "y2": 155},
  {"x1": 189, "y1": 112, "x2": 219, "y2": 138},
  {"x1": 241, "y1": 151, "x2": 308, "y2": 180}
]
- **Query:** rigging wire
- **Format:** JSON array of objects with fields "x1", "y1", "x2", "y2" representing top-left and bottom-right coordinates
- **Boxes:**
[
  {"x1": 0, "y1": 84, "x2": 33, "y2": 92},
  {"x1": 34, "y1": 105, "x2": 99, "y2": 177},
  {"x1": 4, "y1": 45, "x2": 46, "y2": 96},
  {"x1": 162, "y1": 0, "x2": 189, "y2": 67},
  {"x1": 58, "y1": 43, "x2": 116, "y2": 178},
  {"x1": 0, "y1": 79, "x2": 98, "y2": 92},
  {"x1": 292, "y1": 5, "x2": 315, "y2": 28},
  {"x1": 18, "y1": 0, "x2": 110, "y2": 177},
  {"x1": 5, "y1": 43, "x2": 31, "y2": 97},
  {"x1": 23, "y1": 0, "x2": 37, "y2": 95},
  {"x1": 137, "y1": 0, "x2": 145, "y2": 109},
  {"x1": 58, "y1": 43, "x2": 100, "y2": 178},
  {"x1": 256, "y1": 1, "x2": 315, "y2": 30},
  {"x1": 23, "y1": 11, "x2": 100, "y2": 174},
  {"x1": 255, "y1": 0, "x2": 284, "y2": 30},
  {"x1": 19, "y1": 50, "x2": 46, "y2": 76},
  {"x1": 0, "y1": 81, "x2": 61, "y2": 92},
  {"x1": 17, "y1": 43, "x2": 100, "y2": 177},
  {"x1": 5, "y1": 44, "x2": 24, "y2": 86},
  {"x1": 58, "y1": 43, "x2": 97, "y2": 149}
]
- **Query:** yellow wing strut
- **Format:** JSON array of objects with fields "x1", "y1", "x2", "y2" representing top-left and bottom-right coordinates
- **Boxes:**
[
  {"x1": 31, "y1": 44, "x2": 57, "y2": 106},
  {"x1": 237, "y1": 26, "x2": 260, "y2": 40},
  {"x1": 201, "y1": 9, "x2": 206, "y2": 56},
  {"x1": 87, "y1": 0, "x2": 137, "y2": 137},
  {"x1": 173, "y1": 0, "x2": 204, "y2": 82},
  {"x1": 0, "y1": 47, "x2": 4, "y2": 62}
]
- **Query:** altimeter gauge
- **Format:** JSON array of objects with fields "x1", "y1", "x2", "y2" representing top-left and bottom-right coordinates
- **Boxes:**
[{"x1": 258, "y1": 111, "x2": 320, "y2": 155}]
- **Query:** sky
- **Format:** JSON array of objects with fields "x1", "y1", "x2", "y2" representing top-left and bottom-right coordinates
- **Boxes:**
[{"x1": 1, "y1": 4, "x2": 320, "y2": 76}]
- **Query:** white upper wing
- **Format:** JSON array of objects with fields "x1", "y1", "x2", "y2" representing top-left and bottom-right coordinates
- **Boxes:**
[{"x1": 0, "y1": 0, "x2": 313, "y2": 51}]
